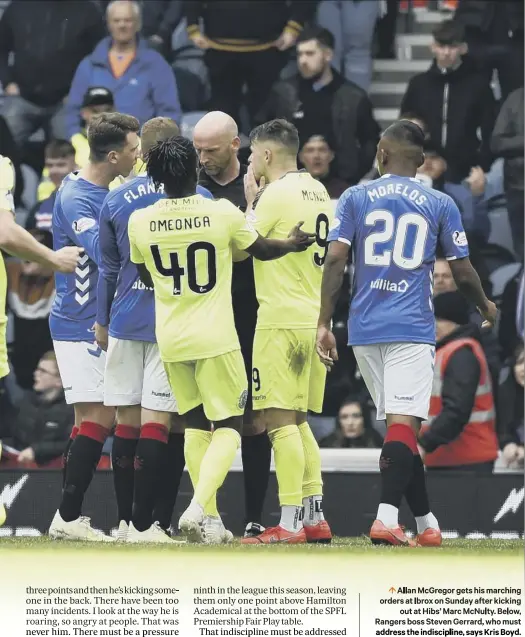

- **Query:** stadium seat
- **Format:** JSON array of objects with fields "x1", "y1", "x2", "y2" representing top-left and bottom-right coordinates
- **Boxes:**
[
  {"x1": 488, "y1": 206, "x2": 515, "y2": 256},
  {"x1": 490, "y1": 263, "x2": 522, "y2": 302},
  {"x1": 19, "y1": 163, "x2": 39, "y2": 212}
]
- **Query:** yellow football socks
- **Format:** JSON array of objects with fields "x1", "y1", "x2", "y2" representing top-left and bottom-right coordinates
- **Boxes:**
[
  {"x1": 184, "y1": 428, "x2": 219, "y2": 517},
  {"x1": 268, "y1": 424, "x2": 305, "y2": 506},
  {"x1": 193, "y1": 427, "x2": 241, "y2": 511},
  {"x1": 298, "y1": 421, "x2": 323, "y2": 497}
]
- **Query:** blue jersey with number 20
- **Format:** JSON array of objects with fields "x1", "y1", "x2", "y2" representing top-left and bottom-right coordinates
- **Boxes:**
[{"x1": 328, "y1": 174, "x2": 469, "y2": 346}]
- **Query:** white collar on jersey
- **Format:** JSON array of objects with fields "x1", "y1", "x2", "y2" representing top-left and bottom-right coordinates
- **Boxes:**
[{"x1": 380, "y1": 173, "x2": 421, "y2": 183}]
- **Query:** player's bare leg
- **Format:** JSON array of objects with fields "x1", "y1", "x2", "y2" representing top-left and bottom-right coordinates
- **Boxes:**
[
  {"x1": 242, "y1": 411, "x2": 270, "y2": 538},
  {"x1": 242, "y1": 408, "x2": 306, "y2": 545},
  {"x1": 112, "y1": 405, "x2": 141, "y2": 540},
  {"x1": 371, "y1": 414, "x2": 440, "y2": 547},
  {"x1": 127, "y1": 408, "x2": 184, "y2": 544},
  {"x1": 50, "y1": 403, "x2": 115, "y2": 542},
  {"x1": 295, "y1": 410, "x2": 332, "y2": 544},
  {"x1": 179, "y1": 408, "x2": 240, "y2": 543},
  {"x1": 152, "y1": 412, "x2": 186, "y2": 534}
]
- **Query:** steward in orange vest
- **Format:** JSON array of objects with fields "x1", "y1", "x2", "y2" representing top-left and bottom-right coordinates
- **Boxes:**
[{"x1": 419, "y1": 291, "x2": 498, "y2": 470}]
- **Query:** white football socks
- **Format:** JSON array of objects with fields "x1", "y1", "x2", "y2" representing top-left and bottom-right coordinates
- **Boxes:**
[
  {"x1": 377, "y1": 503, "x2": 399, "y2": 528},
  {"x1": 280, "y1": 505, "x2": 303, "y2": 532},
  {"x1": 302, "y1": 496, "x2": 325, "y2": 526},
  {"x1": 416, "y1": 512, "x2": 440, "y2": 534}
]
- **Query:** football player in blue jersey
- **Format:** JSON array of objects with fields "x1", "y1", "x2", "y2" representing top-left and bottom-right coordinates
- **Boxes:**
[
  {"x1": 94, "y1": 117, "x2": 214, "y2": 544},
  {"x1": 49, "y1": 112, "x2": 140, "y2": 542},
  {"x1": 317, "y1": 120, "x2": 497, "y2": 547}
]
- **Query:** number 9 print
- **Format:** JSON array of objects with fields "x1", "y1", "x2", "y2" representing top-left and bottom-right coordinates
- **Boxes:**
[{"x1": 314, "y1": 213, "x2": 329, "y2": 266}]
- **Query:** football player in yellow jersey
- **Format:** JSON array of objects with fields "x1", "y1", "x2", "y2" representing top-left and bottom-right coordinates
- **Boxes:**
[
  {"x1": 128, "y1": 137, "x2": 315, "y2": 542},
  {"x1": 241, "y1": 119, "x2": 334, "y2": 545},
  {"x1": 0, "y1": 156, "x2": 81, "y2": 381}
]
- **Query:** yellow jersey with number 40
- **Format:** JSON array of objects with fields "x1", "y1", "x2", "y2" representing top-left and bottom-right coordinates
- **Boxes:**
[
  {"x1": 129, "y1": 195, "x2": 258, "y2": 363},
  {"x1": 251, "y1": 171, "x2": 333, "y2": 329}
]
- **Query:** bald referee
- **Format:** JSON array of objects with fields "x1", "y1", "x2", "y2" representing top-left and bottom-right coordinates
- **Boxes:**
[{"x1": 193, "y1": 111, "x2": 270, "y2": 539}]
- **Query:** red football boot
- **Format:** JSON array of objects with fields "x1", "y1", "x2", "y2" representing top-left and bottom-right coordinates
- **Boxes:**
[
  {"x1": 370, "y1": 520, "x2": 416, "y2": 547},
  {"x1": 241, "y1": 525, "x2": 307, "y2": 545},
  {"x1": 416, "y1": 528, "x2": 442, "y2": 547},
  {"x1": 304, "y1": 521, "x2": 332, "y2": 544}
]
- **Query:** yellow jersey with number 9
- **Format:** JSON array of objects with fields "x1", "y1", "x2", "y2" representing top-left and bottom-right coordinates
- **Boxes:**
[
  {"x1": 251, "y1": 171, "x2": 333, "y2": 329},
  {"x1": 128, "y1": 195, "x2": 258, "y2": 363}
]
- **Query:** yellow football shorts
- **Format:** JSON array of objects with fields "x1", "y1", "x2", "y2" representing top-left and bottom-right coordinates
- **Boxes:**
[
  {"x1": 252, "y1": 328, "x2": 327, "y2": 413},
  {"x1": 164, "y1": 349, "x2": 248, "y2": 422}
]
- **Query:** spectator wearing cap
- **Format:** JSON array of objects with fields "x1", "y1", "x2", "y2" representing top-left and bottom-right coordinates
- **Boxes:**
[
  {"x1": 257, "y1": 26, "x2": 380, "y2": 186},
  {"x1": 400, "y1": 20, "x2": 497, "y2": 185},
  {"x1": 299, "y1": 135, "x2": 349, "y2": 199},
  {"x1": 419, "y1": 291, "x2": 499, "y2": 472},
  {"x1": 66, "y1": 0, "x2": 181, "y2": 140},
  {"x1": 70, "y1": 87, "x2": 116, "y2": 170},
  {"x1": 30, "y1": 141, "x2": 77, "y2": 227},
  {"x1": 5, "y1": 231, "x2": 56, "y2": 390},
  {"x1": 0, "y1": 0, "x2": 105, "y2": 148}
]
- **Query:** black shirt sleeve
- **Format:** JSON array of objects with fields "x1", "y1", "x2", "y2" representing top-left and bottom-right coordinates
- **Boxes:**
[{"x1": 419, "y1": 346, "x2": 481, "y2": 453}]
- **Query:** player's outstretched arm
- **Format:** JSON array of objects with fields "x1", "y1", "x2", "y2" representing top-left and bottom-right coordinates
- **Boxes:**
[
  {"x1": 448, "y1": 257, "x2": 498, "y2": 328},
  {"x1": 0, "y1": 208, "x2": 81, "y2": 273},
  {"x1": 136, "y1": 263, "x2": 154, "y2": 289},
  {"x1": 316, "y1": 241, "x2": 349, "y2": 369},
  {"x1": 245, "y1": 222, "x2": 316, "y2": 261}
]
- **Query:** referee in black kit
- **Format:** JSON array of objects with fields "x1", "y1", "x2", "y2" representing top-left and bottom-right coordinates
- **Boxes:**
[{"x1": 193, "y1": 111, "x2": 270, "y2": 539}]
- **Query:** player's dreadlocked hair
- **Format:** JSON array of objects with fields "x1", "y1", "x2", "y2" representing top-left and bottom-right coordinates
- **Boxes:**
[{"x1": 146, "y1": 136, "x2": 198, "y2": 196}]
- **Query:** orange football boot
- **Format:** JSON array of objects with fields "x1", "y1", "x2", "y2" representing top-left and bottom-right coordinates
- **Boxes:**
[
  {"x1": 370, "y1": 520, "x2": 416, "y2": 547},
  {"x1": 304, "y1": 521, "x2": 332, "y2": 544},
  {"x1": 241, "y1": 525, "x2": 307, "y2": 545},
  {"x1": 416, "y1": 528, "x2": 442, "y2": 547}
]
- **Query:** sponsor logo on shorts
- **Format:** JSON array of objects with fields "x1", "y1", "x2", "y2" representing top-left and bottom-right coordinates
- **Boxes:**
[
  {"x1": 394, "y1": 395, "x2": 414, "y2": 402},
  {"x1": 370, "y1": 279, "x2": 409, "y2": 293},
  {"x1": 87, "y1": 344, "x2": 103, "y2": 358},
  {"x1": 238, "y1": 389, "x2": 248, "y2": 410},
  {"x1": 63, "y1": 386, "x2": 72, "y2": 392},
  {"x1": 252, "y1": 394, "x2": 266, "y2": 401},
  {"x1": 151, "y1": 391, "x2": 171, "y2": 398}
]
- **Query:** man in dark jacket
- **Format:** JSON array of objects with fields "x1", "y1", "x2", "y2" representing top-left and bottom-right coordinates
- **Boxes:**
[
  {"x1": 419, "y1": 292, "x2": 499, "y2": 472},
  {"x1": 454, "y1": 0, "x2": 523, "y2": 102},
  {"x1": 257, "y1": 26, "x2": 380, "y2": 186},
  {"x1": 491, "y1": 87, "x2": 524, "y2": 261},
  {"x1": 185, "y1": 1, "x2": 316, "y2": 130},
  {"x1": 400, "y1": 20, "x2": 497, "y2": 184},
  {"x1": 1, "y1": 351, "x2": 73, "y2": 467},
  {"x1": 0, "y1": 0, "x2": 105, "y2": 148}
]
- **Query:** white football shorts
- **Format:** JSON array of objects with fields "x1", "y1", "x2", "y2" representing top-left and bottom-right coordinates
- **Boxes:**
[
  {"x1": 353, "y1": 342, "x2": 435, "y2": 421},
  {"x1": 104, "y1": 337, "x2": 177, "y2": 413},
  {"x1": 53, "y1": 340, "x2": 106, "y2": 405}
]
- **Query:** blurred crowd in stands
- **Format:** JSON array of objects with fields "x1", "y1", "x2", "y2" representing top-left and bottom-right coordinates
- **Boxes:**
[{"x1": 0, "y1": 0, "x2": 522, "y2": 472}]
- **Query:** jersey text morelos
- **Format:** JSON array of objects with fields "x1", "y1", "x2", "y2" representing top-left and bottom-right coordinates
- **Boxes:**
[
  {"x1": 50, "y1": 173, "x2": 107, "y2": 342},
  {"x1": 251, "y1": 171, "x2": 334, "y2": 328},
  {"x1": 328, "y1": 174, "x2": 469, "y2": 346},
  {"x1": 128, "y1": 195, "x2": 258, "y2": 362},
  {"x1": 96, "y1": 174, "x2": 212, "y2": 341}
]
